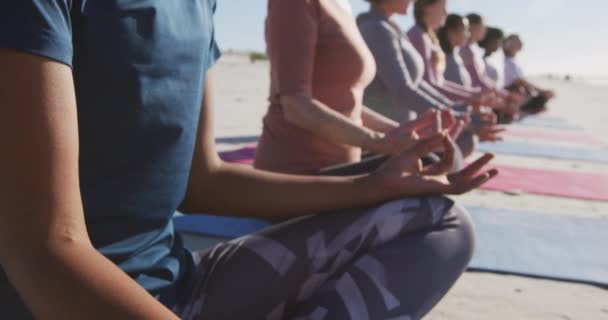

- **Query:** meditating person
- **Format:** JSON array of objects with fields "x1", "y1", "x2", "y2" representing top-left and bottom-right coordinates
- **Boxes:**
[
  {"x1": 254, "y1": 0, "x2": 464, "y2": 175},
  {"x1": 438, "y1": 14, "x2": 473, "y2": 88},
  {"x1": 503, "y1": 34, "x2": 525, "y2": 88},
  {"x1": 356, "y1": 6, "x2": 456, "y2": 123},
  {"x1": 460, "y1": 13, "x2": 503, "y2": 92},
  {"x1": 406, "y1": 0, "x2": 485, "y2": 103},
  {"x1": 356, "y1": 0, "x2": 462, "y2": 120},
  {"x1": 1, "y1": 1, "x2": 498, "y2": 319},
  {"x1": 434, "y1": 13, "x2": 506, "y2": 141},
  {"x1": 502, "y1": 34, "x2": 555, "y2": 114},
  {"x1": 460, "y1": 18, "x2": 523, "y2": 123},
  {"x1": 358, "y1": 0, "x2": 507, "y2": 156},
  {"x1": 356, "y1": 0, "x2": 478, "y2": 158},
  {"x1": 478, "y1": 27, "x2": 506, "y2": 88}
]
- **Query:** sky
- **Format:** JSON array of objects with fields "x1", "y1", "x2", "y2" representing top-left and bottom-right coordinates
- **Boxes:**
[{"x1": 214, "y1": 0, "x2": 608, "y2": 77}]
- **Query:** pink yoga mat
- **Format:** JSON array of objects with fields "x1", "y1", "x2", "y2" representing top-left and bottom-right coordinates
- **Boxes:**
[
  {"x1": 504, "y1": 126, "x2": 606, "y2": 147},
  {"x1": 480, "y1": 165, "x2": 608, "y2": 201},
  {"x1": 220, "y1": 146, "x2": 608, "y2": 201}
]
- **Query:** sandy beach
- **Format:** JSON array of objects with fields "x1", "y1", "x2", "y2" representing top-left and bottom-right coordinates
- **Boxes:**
[{"x1": 210, "y1": 54, "x2": 608, "y2": 319}]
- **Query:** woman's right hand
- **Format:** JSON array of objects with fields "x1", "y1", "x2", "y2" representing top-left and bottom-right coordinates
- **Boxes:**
[{"x1": 366, "y1": 133, "x2": 499, "y2": 198}]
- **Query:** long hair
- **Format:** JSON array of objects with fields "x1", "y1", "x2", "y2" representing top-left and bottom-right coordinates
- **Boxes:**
[
  {"x1": 413, "y1": 0, "x2": 445, "y2": 73},
  {"x1": 437, "y1": 14, "x2": 466, "y2": 54}
]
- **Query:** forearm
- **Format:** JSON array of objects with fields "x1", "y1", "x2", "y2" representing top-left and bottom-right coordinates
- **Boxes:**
[
  {"x1": 283, "y1": 95, "x2": 382, "y2": 151},
  {"x1": 181, "y1": 162, "x2": 386, "y2": 218},
  {"x1": 443, "y1": 80, "x2": 481, "y2": 96},
  {"x1": 3, "y1": 241, "x2": 177, "y2": 320},
  {"x1": 428, "y1": 79, "x2": 474, "y2": 102},
  {"x1": 418, "y1": 81, "x2": 454, "y2": 106},
  {"x1": 362, "y1": 106, "x2": 399, "y2": 133},
  {"x1": 465, "y1": 63, "x2": 495, "y2": 92}
]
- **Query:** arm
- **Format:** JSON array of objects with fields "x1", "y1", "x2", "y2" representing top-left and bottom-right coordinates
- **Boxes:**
[
  {"x1": 182, "y1": 80, "x2": 497, "y2": 217},
  {"x1": 443, "y1": 78, "x2": 481, "y2": 95},
  {"x1": 0, "y1": 50, "x2": 178, "y2": 319},
  {"x1": 181, "y1": 74, "x2": 493, "y2": 218},
  {"x1": 359, "y1": 22, "x2": 447, "y2": 118},
  {"x1": 181, "y1": 73, "x2": 387, "y2": 218},
  {"x1": 267, "y1": 0, "x2": 390, "y2": 153},
  {"x1": 281, "y1": 94, "x2": 387, "y2": 152},
  {"x1": 418, "y1": 80, "x2": 455, "y2": 106},
  {"x1": 362, "y1": 106, "x2": 399, "y2": 133},
  {"x1": 408, "y1": 29, "x2": 479, "y2": 101},
  {"x1": 461, "y1": 46, "x2": 508, "y2": 95}
]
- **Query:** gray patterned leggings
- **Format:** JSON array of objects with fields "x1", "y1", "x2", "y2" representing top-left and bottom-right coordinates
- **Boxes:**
[{"x1": 175, "y1": 196, "x2": 475, "y2": 320}]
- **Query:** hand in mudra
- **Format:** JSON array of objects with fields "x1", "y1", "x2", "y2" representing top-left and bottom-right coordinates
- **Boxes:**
[
  {"x1": 368, "y1": 133, "x2": 499, "y2": 197},
  {"x1": 379, "y1": 110, "x2": 464, "y2": 155}
]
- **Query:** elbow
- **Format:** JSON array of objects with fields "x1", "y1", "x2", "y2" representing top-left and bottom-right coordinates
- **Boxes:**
[
  {"x1": 179, "y1": 166, "x2": 222, "y2": 214},
  {"x1": 1, "y1": 225, "x2": 91, "y2": 270}
]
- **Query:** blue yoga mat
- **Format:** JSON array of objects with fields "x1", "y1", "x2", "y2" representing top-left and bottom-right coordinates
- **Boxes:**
[
  {"x1": 516, "y1": 117, "x2": 582, "y2": 130},
  {"x1": 174, "y1": 206, "x2": 608, "y2": 287},
  {"x1": 510, "y1": 119, "x2": 583, "y2": 131},
  {"x1": 467, "y1": 206, "x2": 608, "y2": 288},
  {"x1": 174, "y1": 214, "x2": 270, "y2": 238},
  {"x1": 477, "y1": 141, "x2": 608, "y2": 163}
]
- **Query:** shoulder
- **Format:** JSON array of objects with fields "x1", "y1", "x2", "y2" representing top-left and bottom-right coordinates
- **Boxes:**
[
  {"x1": 358, "y1": 14, "x2": 396, "y2": 34},
  {"x1": 407, "y1": 26, "x2": 428, "y2": 45},
  {"x1": 268, "y1": 0, "x2": 321, "y2": 17}
]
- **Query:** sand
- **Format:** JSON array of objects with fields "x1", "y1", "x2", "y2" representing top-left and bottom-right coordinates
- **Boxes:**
[{"x1": 210, "y1": 54, "x2": 608, "y2": 319}]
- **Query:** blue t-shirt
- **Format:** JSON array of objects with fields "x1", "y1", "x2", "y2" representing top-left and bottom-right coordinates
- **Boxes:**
[{"x1": 0, "y1": 0, "x2": 221, "y2": 317}]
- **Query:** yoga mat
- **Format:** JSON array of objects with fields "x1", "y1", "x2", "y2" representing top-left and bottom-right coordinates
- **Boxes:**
[
  {"x1": 467, "y1": 206, "x2": 608, "y2": 288},
  {"x1": 174, "y1": 207, "x2": 608, "y2": 287},
  {"x1": 515, "y1": 117, "x2": 582, "y2": 130},
  {"x1": 478, "y1": 165, "x2": 608, "y2": 201},
  {"x1": 174, "y1": 214, "x2": 270, "y2": 238},
  {"x1": 477, "y1": 141, "x2": 608, "y2": 163},
  {"x1": 218, "y1": 144, "x2": 256, "y2": 165},
  {"x1": 503, "y1": 126, "x2": 606, "y2": 147}
]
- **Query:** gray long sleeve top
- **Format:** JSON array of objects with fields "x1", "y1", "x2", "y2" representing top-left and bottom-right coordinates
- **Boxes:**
[
  {"x1": 445, "y1": 51, "x2": 473, "y2": 88},
  {"x1": 357, "y1": 11, "x2": 447, "y2": 122}
]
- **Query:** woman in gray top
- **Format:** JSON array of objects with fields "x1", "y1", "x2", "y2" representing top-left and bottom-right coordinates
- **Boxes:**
[
  {"x1": 357, "y1": 0, "x2": 495, "y2": 157},
  {"x1": 357, "y1": 8, "x2": 453, "y2": 123}
]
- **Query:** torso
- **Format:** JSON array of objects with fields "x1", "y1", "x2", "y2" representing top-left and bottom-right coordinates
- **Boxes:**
[
  {"x1": 2, "y1": 0, "x2": 220, "y2": 314},
  {"x1": 256, "y1": 0, "x2": 376, "y2": 174},
  {"x1": 407, "y1": 25, "x2": 446, "y2": 84},
  {"x1": 445, "y1": 51, "x2": 473, "y2": 88}
]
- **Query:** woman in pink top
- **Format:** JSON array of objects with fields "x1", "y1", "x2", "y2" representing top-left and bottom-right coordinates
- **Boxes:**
[
  {"x1": 460, "y1": 14, "x2": 505, "y2": 92},
  {"x1": 406, "y1": 0, "x2": 485, "y2": 103},
  {"x1": 255, "y1": 0, "x2": 461, "y2": 175}
]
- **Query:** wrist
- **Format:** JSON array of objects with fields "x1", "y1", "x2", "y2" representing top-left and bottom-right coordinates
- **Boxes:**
[
  {"x1": 356, "y1": 173, "x2": 394, "y2": 203},
  {"x1": 362, "y1": 130, "x2": 386, "y2": 153}
]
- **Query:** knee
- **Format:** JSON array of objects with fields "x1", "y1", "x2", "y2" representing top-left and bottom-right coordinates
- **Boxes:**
[{"x1": 447, "y1": 203, "x2": 476, "y2": 267}]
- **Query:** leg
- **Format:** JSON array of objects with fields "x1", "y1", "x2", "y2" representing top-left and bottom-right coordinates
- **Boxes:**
[
  {"x1": 290, "y1": 204, "x2": 474, "y2": 320},
  {"x1": 175, "y1": 197, "x2": 474, "y2": 320}
]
